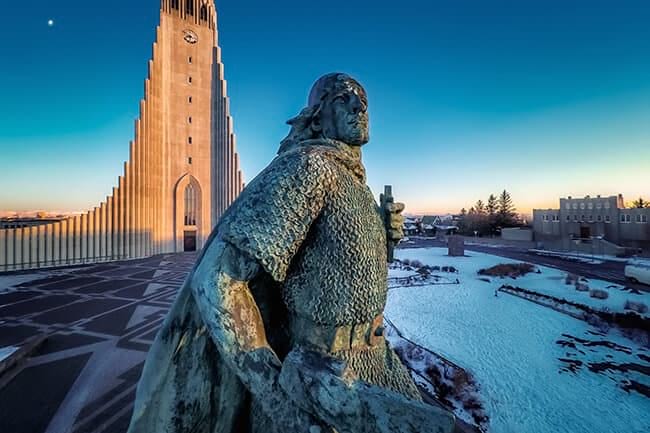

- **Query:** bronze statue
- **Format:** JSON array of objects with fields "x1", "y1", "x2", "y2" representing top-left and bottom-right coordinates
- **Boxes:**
[{"x1": 127, "y1": 73, "x2": 455, "y2": 433}]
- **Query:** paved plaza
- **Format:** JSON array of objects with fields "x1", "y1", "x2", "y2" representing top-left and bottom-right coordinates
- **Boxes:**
[{"x1": 0, "y1": 253, "x2": 197, "y2": 433}]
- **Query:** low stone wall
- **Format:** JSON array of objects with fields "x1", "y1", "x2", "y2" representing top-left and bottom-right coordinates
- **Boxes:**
[{"x1": 501, "y1": 227, "x2": 533, "y2": 242}]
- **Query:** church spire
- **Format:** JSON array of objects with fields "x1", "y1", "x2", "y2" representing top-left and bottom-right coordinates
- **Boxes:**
[{"x1": 161, "y1": 0, "x2": 215, "y2": 28}]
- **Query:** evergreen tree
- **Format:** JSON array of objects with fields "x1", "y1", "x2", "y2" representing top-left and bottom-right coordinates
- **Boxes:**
[
  {"x1": 497, "y1": 189, "x2": 517, "y2": 228},
  {"x1": 475, "y1": 200, "x2": 485, "y2": 214},
  {"x1": 486, "y1": 194, "x2": 497, "y2": 216},
  {"x1": 632, "y1": 197, "x2": 649, "y2": 208},
  {"x1": 486, "y1": 194, "x2": 498, "y2": 235}
]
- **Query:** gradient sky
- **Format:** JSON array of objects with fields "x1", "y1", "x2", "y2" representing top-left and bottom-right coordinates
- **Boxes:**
[{"x1": 1, "y1": 0, "x2": 649, "y2": 215}]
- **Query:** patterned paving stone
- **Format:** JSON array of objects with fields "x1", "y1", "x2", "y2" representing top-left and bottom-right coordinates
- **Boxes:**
[{"x1": 0, "y1": 252, "x2": 197, "y2": 433}]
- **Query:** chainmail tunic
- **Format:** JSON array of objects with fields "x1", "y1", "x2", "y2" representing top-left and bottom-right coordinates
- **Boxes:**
[
  {"x1": 218, "y1": 138, "x2": 388, "y2": 327},
  {"x1": 218, "y1": 138, "x2": 422, "y2": 417}
]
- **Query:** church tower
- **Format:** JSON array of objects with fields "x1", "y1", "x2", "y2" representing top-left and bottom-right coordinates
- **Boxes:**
[{"x1": 0, "y1": 0, "x2": 244, "y2": 271}]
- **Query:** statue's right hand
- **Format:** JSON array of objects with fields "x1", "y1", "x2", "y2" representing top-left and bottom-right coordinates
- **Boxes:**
[
  {"x1": 278, "y1": 347, "x2": 456, "y2": 433},
  {"x1": 278, "y1": 348, "x2": 363, "y2": 430},
  {"x1": 259, "y1": 381, "x2": 331, "y2": 432}
]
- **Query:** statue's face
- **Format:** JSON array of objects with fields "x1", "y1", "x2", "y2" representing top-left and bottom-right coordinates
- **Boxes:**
[{"x1": 321, "y1": 80, "x2": 369, "y2": 146}]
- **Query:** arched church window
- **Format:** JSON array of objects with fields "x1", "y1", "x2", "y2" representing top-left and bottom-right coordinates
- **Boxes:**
[
  {"x1": 200, "y1": 5, "x2": 208, "y2": 21},
  {"x1": 186, "y1": 0, "x2": 194, "y2": 15},
  {"x1": 184, "y1": 183, "x2": 197, "y2": 226}
]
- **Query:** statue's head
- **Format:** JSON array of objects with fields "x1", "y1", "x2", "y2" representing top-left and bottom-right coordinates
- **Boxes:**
[
  {"x1": 280, "y1": 73, "x2": 369, "y2": 152},
  {"x1": 308, "y1": 73, "x2": 369, "y2": 146}
]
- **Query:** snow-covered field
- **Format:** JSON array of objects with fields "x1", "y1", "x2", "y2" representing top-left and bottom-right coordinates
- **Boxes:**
[{"x1": 386, "y1": 247, "x2": 649, "y2": 433}]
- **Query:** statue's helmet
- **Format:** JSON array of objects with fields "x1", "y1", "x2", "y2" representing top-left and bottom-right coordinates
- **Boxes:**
[{"x1": 307, "y1": 73, "x2": 365, "y2": 108}]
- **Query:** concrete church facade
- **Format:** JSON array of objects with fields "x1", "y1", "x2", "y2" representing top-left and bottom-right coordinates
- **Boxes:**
[{"x1": 0, "y1": 0, "x2": 243, "y2": 271}]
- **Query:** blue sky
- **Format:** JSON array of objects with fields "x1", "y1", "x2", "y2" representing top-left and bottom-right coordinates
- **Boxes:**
[{"x1": 1, "y1": 0, "x2": 649, "y2": 215}]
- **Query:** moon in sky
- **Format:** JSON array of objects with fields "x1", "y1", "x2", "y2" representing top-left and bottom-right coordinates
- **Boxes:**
[{"x1": 47, "y1": 19, "x2": 54, "y2": 27}]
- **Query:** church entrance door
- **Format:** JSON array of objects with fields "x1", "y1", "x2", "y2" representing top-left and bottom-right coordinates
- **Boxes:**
[{"x1": 184, "y1": 231, "x2": 197, "y2": 252}]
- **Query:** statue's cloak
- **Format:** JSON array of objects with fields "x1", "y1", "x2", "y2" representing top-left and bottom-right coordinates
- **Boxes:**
[{"x1": 126, "y1": 138, "x2": 367, "y2": 433}]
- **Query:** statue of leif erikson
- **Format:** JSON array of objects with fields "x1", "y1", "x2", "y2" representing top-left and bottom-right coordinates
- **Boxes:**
[{"x1": 127, "y1": 73, "x2": 456, "y2": 433}]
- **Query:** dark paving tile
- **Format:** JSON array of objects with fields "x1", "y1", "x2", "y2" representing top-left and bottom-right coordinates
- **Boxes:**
[
  {"x1": 39, "y1": 277, "x2": 105, "y2": 291},
  {"x1": 0, "y1": 294, "x2": 81, "y2": 318},
  {"x1": 0, "y1": 290, "x2": 40, "y2": 306},
  {"x1": 98, "y1": 406, "x2": 134, "y2": 433},
  {"x1": 126, "y1": 270, "x2": 157, "y2": 280},
  {"x1": 32, "y1": 299, "x2": 130, "y2": 325},
  {"x1": 35, "y1": 333, "x2": 107, "y2": 355},
  {"x1": 96, "y1": 267, "x2": 143, "y2": 277},
  {"x1": 84, "y1": 304, "x2": 138, "y2": 335},
  {"x1": 0, "y1": 324, "x2": 41, "y2": 347},
  {"x1": 77, "y1": 362, "x2": 144, "y2": 422},
  {"x1": 138, "y1": 327, "x2": 160, "y2": 341},
  {"x1": 112, "y1": 283, "x2": 150, "y2": 299},
  {"x1": 74, "y1": 279, "x2": 140, "y2": 294},
  {"x1": 74, "y1": 389, "x2": 136, "y2": 433},
  {"x1": 0, "y1": 353, "x2": 91, "y2": 433},
  {"x1": 73, "y1": 264, "x2": 120, "y2": 275}
]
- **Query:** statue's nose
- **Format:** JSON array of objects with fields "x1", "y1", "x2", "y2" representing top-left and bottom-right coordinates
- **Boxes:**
[{"x1": 350, "y1": 95, "x2": 364, "y2": 114}]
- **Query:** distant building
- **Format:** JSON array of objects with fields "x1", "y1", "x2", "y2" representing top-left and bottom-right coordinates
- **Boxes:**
[
  {"x1": 533, "y1": 194, "x2": 650, "y2": 251},
  {"x1": 419, "y1": 215, "x2": 459, "y2": 236}
]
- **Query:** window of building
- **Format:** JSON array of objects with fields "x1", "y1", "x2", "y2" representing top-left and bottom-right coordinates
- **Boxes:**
[
  {"x1": 188, "y1": 136, "x2": 192, "y2": 144},
  {"x1": 621, "y1": 214, "x2": 625, "y2": 223},
  {"x1": 588, "y1": 203, "x2": 593, "y2": 210},
  {"x1": 636, "y1": 215, "x2": 641, "y2": 223},
  {"x1": 188, "y1": 76, "x2": 192, "y2": 84},
  {"x1": 596, "y1": 202, "x2": 602, "y2": 209},
  {"x1": 566, "y1": 215, "x2": 571, "y2": 222},
  {"x1": 588, "y1": 215, "x2": 593, "y2": 222},
  {"x1": 604, "y1": 202, "x2": 610, "y2": 209},
  {"x1": 200, "y1": 5, "x2": 208, "y2": 21},
  {"x1": 605, "y1": 215, "x2": 611, "y2": 223},
  {"x1": 554, "y1": 215, "x2": 559, "y2": 222},
  {"x1": 621, "y1": 214, "x2": 631, "y2": 223},
  {"x1": 573, "y1": 203, "x2": 578, "y2": 210},
  {"x1": 186, "y1": 0, "x2": 195, "y2": 15},
  {"x1": 188, "y1": 56, "x2": 192, "y2": 64},
  {"x1": 171, "y1": 0, "x2": 179, "y2": 10},
  {"x1": 642, "y1": 215, "x2": 648, "y2": 223},
  {"x1": 580, "y1": 203, "x2": 585, "y2": 210},
  {"x1": 188, "y1": 116, "x2": 192, "y2": 124},
  {"x1": 188, "y1": 96, "x2": 193, "y2": 103},
  {"x1": 597, "y1": 215, "x2": 602, "y2": 222},
  {"x1": 565, "y1": 203, "x2": 571, "y2": 210},
  {"x1": 184, "y1": 183, "x2": 197, "y2": 226},
  {"x1": 574, "y1": 215, "x2": 578, "y2": 221},
  {"x1": 188, "y1": 157, "x2": 192, "y2": 164}
]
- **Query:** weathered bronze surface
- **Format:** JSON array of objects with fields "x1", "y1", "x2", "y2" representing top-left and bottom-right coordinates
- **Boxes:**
[{"x1": 127, "y1": 73, "x2": 455, "y2": 433}]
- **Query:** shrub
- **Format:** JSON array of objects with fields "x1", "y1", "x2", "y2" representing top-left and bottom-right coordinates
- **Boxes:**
[
  {"x1": 565, "y1": 273, "x2": 578, "y2": 285},
  {"x1": 478, "y1": 263, "x2": 537, "y2": 278},
  {"x1": 624, "y1": 300, "x2": 649, "y2": 315},
  {"x1": 575, "y1": 282, "x2": 589, "y2": 292},
  {"x1": 589, "y1": 289, "x2": 609, "y2": 300}
]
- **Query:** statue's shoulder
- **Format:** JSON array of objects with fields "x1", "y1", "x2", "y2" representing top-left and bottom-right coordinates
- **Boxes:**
[{"x1": 271, "y1": 145, "x2": 340, "y2": 177}]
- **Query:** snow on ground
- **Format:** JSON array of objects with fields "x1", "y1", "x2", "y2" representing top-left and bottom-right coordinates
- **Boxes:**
[{"x1": 386, "y1": 247, "x2": 649, "y2": 433}]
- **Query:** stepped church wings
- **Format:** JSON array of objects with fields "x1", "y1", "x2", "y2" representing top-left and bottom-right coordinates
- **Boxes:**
[{"x1": 0, "y1": 0, "x2": 243, "y2": 271}]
